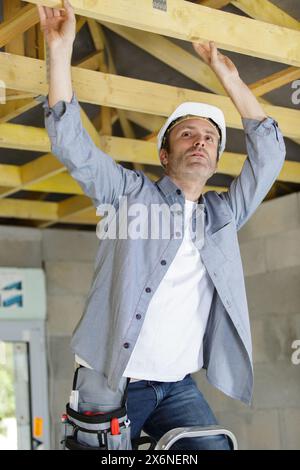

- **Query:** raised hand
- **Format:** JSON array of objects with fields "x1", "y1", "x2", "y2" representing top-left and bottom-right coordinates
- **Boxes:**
[
  {"x1": 193, "y1": 40, "x2": 239, "y2": 83},
  {"x1": 37, "y1": 0, "x2": 76, "y2": 52}
]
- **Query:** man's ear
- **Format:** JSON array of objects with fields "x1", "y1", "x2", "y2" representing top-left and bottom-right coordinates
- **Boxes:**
[{"x1": 159, "y1": 148, "x2": 168, "y2": 168}]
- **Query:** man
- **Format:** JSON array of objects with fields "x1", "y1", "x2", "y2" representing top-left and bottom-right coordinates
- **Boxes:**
[{"x1": 38, "y1": 1, "x2": 286, "y2": 450}]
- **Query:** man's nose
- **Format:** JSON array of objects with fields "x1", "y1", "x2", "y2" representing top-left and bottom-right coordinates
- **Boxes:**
[{"x1": 193, "y1": 136, "x2": 206, "y2": 147}]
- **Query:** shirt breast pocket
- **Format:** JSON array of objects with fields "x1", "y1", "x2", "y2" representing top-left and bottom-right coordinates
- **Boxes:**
[{"x1": 210, "y1": 221, "x2": 238, "y2": 262}]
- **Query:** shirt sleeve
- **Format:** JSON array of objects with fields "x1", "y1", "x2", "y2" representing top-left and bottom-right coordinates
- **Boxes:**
[
  {"x1": 220, "y1": 116, "x2": 286, "y2": 231},
  {"x1": 41, "y1": 92, "x2": 142, "y2": 210}
]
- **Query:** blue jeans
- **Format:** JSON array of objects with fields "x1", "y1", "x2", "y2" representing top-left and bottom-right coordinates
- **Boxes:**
[{"x1": 126, "y1": 374, "x2": 231, "y2": 450}]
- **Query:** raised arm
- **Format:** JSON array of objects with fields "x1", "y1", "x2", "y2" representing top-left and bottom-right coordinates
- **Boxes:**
[
  {"x1": 37, "y1": 1, "x2": 141, "y2": 210},
  {"x1": 193, "y1": 40, "x2": 267, "y2": 121},
  {"x1": 193, "y1": 41, "x2": 286, "y2": 230},
  {"x1": 37, "y1": 0, "x2": 75, "y2": 106}
]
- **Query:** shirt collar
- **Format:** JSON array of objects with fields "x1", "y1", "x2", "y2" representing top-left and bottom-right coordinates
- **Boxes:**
[{"x1": 156, "y1": 174, "x2": 206, "y2": 206}]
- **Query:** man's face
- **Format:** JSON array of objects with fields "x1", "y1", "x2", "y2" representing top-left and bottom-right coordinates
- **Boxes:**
[{"x1": 159, "y1": 118, "x2": 220, "y2": 181}]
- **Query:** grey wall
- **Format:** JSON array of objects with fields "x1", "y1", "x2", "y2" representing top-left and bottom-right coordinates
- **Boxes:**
[
  {"x1": 0, "y1": 191, "x2": 299, "y2": 449},
  {"x1": 194, "y1": 192, "x2": 300, "y2": 449}
]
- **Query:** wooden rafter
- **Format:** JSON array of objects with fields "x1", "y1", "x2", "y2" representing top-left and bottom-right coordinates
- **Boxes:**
[
  {"x1": 0, "y1": 128, "x2": 299, "y2": 194},
  {"x1": 0, "y1": 184, "x2": 230, "y2": 227},
  {"x1": 1, "y1": 53, "x2": 299, "y2": 140},
  {"x1": 100, "y1": 21, "x2": 226, "y2": 96},
  {"x1": 249, "y1": 67, "x2": 300, "y2": 97},
  {"x1": 3, "y1": 0, "x2": 25, "y2": 55},
  {"x1": 102, "y1": 21, "x2": 300, "y2": 99},
  {"x1": 99, "y1": 21, "x2": 299, "y2": 151},
  {"x1": 198, "y1": 1, "x2": 231, "y2": 8},
  {"x1": 231, "y1": 0, "x2": 300, "y2": 31},
  {"x1": 0, "y1": 3, "x2": 39, "y2": 48},
  {"x1": 26, "y1": 0, "x2": 300, "y2": 67},
  {"x1": 0, "y1": 0, "x2": 299, "y2": 227}
]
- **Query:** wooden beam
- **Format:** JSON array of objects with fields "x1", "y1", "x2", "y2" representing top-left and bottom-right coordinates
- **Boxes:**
[
  {"x1": 0, "y1": 98, "x2": 40, "y2": 124},
  {"x1": 0, "y1": 4, "x2": 39, "y2": 48},
  {"x1": 126, "y1": 111, "x2": 165, "y2": 133},
  {"x1": 0, "y1": 51, "x2": 104, "y2": 125},
  {"x1": 7, "y1": 138, "x2": 300, "y2": 197},
  {"x1": 100, "y1": 22, "x2": 300, "y2": 148},
  {"x1": 0, "y1": 185, "x2": 232, "y2": 227},
  {"x1": 0, "y1": 124, "x2": 300, "y2": 194},
  {"x1": 198, "y1": 1, "x2": 231, "y2": 8},
  {"x1": 0, "y1": 198, "x2": 58, "y2": 221},
  {"x1": 73, "y1": 51, "x2": 103, "y2": 71},
  {"x1": 1, "y1": 53, "x2": 299, "y2": 140},
  {"x1": 3, "y1": 0, "x2": 25, "y2": 55},
  {"x1": 0, "y1": 164, "x2": 21, "y2": 187},
  {"x1": 26, "y1": 0, "x2": 300, "y2": 67},
  {"x1": 38, "y1": 195, "x2": 93, "y2": 228},
  {"x1": 98, "y1": 21, "x2": 148, "y2": 178},
  {"x1": 249, "y1": 67, "x2": 300, "y2": 97},
  {"x1": 231, "y1": 0, "x2": 300, "y2": 31},
  {"x1": 0, "y1": 154, "x2": 65, "y2": 198},
  {"x1": 86, "y1": 20, "x2": 112, "y2": 136},
  {"x1": 0, "y1": 122, "x2": 51, "y2": 152},
  {"x1": 76, "y1": 16, "x2": 87, "y2": 33},
  {"x1": 100, "y1": 21, "x2": 225, "y2": 95}
]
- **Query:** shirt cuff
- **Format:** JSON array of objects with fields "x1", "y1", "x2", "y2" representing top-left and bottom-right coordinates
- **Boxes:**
[
  {"x1": 37, "y1": 92, "x2": 78, "y2": 120},
  {"x1": 241, "y1": 116, "x2": 278, "y2": 136}
]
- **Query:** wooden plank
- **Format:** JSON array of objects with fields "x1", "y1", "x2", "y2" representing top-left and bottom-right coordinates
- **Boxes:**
[
  {"x1": 0, "y1": 99, "x2": 40, "y2": 124},
  {"x1": 250, "y1": 67, "x2": 300, "y2": 97},
  {"x1": 3, "y1": 0, "x2": 25, "y2": 55},
  {"x1": 26, "y1": 0, "x2": 300, "y2": 67},
  {"x1": 1, "y1": 53, "x2": 299, "y2": 139},
  {"x1": 0, "y1": 4, "x2": 39, "y2": 48},
  {"x1": 0, "y1": 198, "x2": 57, "y2": 221},
  {"x1": 0, "y1": 123, "x2": 299, "y2": 185},
  {"x1": 231, "y1": 0, "x2": 300, "y2": 31},
  {"x1": 198, "y1": 1, "x2": 231, "y2": 8},
  {"x1": 101, "y1": 21, "x2": 225, "y2": 95}
]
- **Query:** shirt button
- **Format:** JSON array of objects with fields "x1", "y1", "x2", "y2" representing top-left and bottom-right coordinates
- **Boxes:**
[
  {"x1": 226, "y1": 300, "x2": 231, "y2": 307},
  {"x1": 176, "y1": 189, "x2": 181, "y2": 195},
  {"x1": 213, "y1": 271, "x2": 217, "y2": 277},
  {"x1": 145, "y1": 287, "x2": 151, "y2": 293},
  {"x1": 161, "y1": 260, "x2": 167, "y2": 265},
  {"x1": 46, "y1": 110, "x2": 52, "y2": 117},
  {"x1": 136, "y1": 314, "x2": 141, "y2": 320},
  {"x1": 123, "y1": 343, "x2": 130, "y2": 349}
]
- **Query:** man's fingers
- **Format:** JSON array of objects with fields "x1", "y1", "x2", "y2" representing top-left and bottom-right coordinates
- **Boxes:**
[
  {"x1": 37, "y1": 5, "x2": 47, "y2": 23},
  {"x1": 193, "y1": 42, "x2": 205, "y2": 54},
  {"x1": 192, "y1": 42, "x2": 209, "y2": 62},
  {"x1": 53, "y1": 8, "x2": 61, "y2": 18},
  {"x1": 64, "y1": 0, "x2": 75, "y2": 19},
  {"x1": 45, "y1": 6, "x2": 54, "y2": 18},
  {"x1": 209, "y1": 41, "x2": 218, "y2": 62}
]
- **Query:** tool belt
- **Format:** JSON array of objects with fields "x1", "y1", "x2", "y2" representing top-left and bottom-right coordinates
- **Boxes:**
[
  {"x1": 61, "y1": 402, "x2": 132, "y2": 450},
  {"x1": 61, "y1": 367, "x2": 156, "y2": 450}
]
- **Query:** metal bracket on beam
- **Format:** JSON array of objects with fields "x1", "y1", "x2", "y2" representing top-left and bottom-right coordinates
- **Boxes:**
[{"x1": 153, "y1": 0, "x2": 167, "y2": 12}]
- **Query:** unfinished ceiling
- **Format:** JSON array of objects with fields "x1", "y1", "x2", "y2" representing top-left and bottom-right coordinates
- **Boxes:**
[{"x1": 0, "y1": 0, "x2": 299, "y2": 230}]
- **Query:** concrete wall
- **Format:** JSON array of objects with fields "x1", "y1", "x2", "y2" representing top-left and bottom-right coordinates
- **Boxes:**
[
  {"x1": 0, "y1": 191, "x2": 299, "y2": 449},
  {"x1": 194, "y1": 191, "x2": 300, "y2": 449}
]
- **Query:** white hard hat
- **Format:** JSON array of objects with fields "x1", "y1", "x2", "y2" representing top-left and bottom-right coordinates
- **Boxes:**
[{"x1": 157, "y1": 102, "x2": 226, "y2": 159}]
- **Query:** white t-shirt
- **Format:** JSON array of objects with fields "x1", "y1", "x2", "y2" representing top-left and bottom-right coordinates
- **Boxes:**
[{"x1": 76, "y1": 199, "x2": 215, "y2": 383}]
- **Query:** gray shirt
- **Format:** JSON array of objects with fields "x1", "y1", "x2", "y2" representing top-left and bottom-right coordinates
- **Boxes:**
[{"x1": 42, "y1": 93, "x2": 286, "y2": 405}]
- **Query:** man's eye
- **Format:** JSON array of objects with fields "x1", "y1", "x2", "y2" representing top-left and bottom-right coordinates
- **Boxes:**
[
  {"x1": 182, "y1": 131, "x2": 190, "y2": 137},
  {"x1": 206, "y1": 136, "x2": 213, "y2": 142}
]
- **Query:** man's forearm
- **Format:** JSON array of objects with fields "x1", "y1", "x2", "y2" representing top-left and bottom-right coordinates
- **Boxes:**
[
  {"x1": 48, "y1": 47, "x2": 73, "y2": 108},
  {"x1": 221, "y1": 75, "x2": 267, "y2": 121}
]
